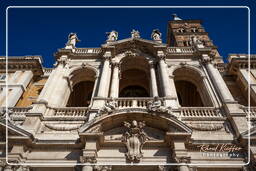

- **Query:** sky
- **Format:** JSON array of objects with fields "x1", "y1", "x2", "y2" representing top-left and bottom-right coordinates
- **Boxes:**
[{"x1": 0, "y1": 0, "x2": 255, "y2": 68}]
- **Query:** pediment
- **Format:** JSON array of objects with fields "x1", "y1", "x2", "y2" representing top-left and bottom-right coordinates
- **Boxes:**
[
  {"x1": 241, "y1": 126, "x2": 256, "y2": 138},
  {"x1": 102, "y1": 38, "x2": 167, "y2": 57},
  {"x1": 0, "y1": 121, "x2": 33, "y2": 139},
  {"x1": 79, "y1": 113, "x2": 192, "y2": 135}
]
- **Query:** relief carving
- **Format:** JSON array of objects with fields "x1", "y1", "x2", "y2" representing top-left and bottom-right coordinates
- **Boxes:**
[
  {"x1": 94, "y1": 165, "x2": 112, "y2": 171},
  {"x1": 122, "y1": 120, "x2": 147, "y2": 163},
  {"x1": 187, "y1": 122, "x2": 223, "y2": 131},
  {"x1": 147, "y1": 97, "x2": 172, "y2": 114},
  {"x1": 99, "y1": 99, "x2": 118, "y2": 115},
  {"x1": 80, "y1": 153, "x2": 97, "y2": 163}
]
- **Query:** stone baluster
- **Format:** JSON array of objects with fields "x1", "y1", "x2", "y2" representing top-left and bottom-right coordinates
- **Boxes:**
[
  {"x1": 110, "y1": 62, "x2": 120, "y2": 98},
  {"x1": 149, "y1": 61, "x2": 159, "y2": 97}
]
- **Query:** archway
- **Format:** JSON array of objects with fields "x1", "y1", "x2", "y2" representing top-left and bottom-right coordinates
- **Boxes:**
[
  {"x1": 173, "y1": 67, "x2": 213, "y2": 107},
  {"x1": 66, "y1": 67, "x2": 97, "y2": 107},
  {"x1": 119, "y1": 56, "x2": 150, "y2": 97}
]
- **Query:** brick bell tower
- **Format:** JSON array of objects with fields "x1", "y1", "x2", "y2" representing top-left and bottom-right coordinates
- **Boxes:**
[{"x1": 167, "y1": 14, "x2": 223, "y2": 63}]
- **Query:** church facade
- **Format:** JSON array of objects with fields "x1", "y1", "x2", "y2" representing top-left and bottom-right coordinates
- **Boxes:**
[{"x1": 0, "y1": 15, "x2": 255, "y2": 171}]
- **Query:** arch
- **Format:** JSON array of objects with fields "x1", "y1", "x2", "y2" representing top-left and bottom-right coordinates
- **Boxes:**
[
  {"x1": 79, "y1": 112, "x2": 192, "y2": 134},
  {"x1": 118, "y1": 55, "x2": 151, "y2": 97},
  {"x1": 172, "y1": 66, "x2": 213, "y2": 107},
  {"x1": 66, "y1": 65, "x2": 98, "y2": 107}
]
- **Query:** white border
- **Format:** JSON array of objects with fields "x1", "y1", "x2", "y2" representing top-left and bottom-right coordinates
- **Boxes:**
[{"x1": 5, "y1": 6, "x2": 251, "y2": 167}]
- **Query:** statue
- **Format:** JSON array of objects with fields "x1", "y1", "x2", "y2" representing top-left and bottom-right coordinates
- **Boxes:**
[
  {"x1": 190, "y1": 35, "x2": 204, "y2": 48},
  {"x1": 122, "y1": 120, "x2": 147, "y2": 163},
  {"x1": 151, "y1": 29, "x2": 162, "y2": 41},
  {"x1": 106, "y1": 30, "x2": 118, "y2": 41},
  {"x1": 99, "y1": 98, "x2": 118, "y2": 114},
  {"x1": 65, "y1": 33, "x2": 80, "y2": 49},
  {"x1": 147, "y1": 96, "x2": 172, "y2": 114},
  {"x1": 131, "y1": 29, "x2": 140, "y2": 38}
]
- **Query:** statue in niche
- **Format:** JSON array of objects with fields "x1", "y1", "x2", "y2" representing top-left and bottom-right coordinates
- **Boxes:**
[
  {"x1": 190, "y1": 35, "x2": 204, "y2": 48},
  {"x1": 131, "y1": 29, "x2": 140, "y2": 38},
  {"x1": 99, "y1": 98, "x2": 118, "y2": 114},
  {"x1": 65, "y1": 33, "x2": 80, "y2": 49},
  {"x1": 147, "y1": 96, "x2": 172, "y2": 114},
  {"x1": 122, "y1": 120, "x2": 147, "y2": 163},
  {"x1": 151, "y1": 29, "x2": 162, "y2": 41},
  {"x1": 106, "y1": 30, "x2": 118, "y2": 41}
]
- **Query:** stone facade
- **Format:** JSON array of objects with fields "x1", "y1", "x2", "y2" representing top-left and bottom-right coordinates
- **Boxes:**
[{"x1": 0, "y1": 15, "x2": 255, "y2": 171}]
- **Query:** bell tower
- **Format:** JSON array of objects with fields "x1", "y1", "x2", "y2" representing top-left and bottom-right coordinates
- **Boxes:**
[
  {"x1": 167, "y1": 14, "x2": 223, "y2": 63},
  {"x1": 167, "y1": 14, "x2": 214, "y2": 47}
]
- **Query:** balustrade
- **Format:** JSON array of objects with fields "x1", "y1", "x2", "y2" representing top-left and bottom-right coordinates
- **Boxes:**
[
  {"x1": 115, "y1": 98, "x2": 153, "y2": 109},
  {"x1": 242, "y1": 106, "x2": 256, "y2": 118},
  {"x1": 179, "y1": 107, "x2": 222, "y2": 118}
]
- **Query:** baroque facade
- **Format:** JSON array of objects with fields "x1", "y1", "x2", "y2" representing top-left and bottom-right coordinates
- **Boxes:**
[{"x1": 0, "y1": 14, "x2": 255, "y2": 171}]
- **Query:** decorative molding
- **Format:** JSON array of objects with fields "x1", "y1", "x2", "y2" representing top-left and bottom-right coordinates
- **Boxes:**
[
  {"x1": 147, "y1": 97, "x2": 172, "y2": 115},
  {"x1": 94, "y1": 165, "x2": 112, "y2": 171},
  {"x1": 80, "y1": 153, "x2": 97, "y2": 163},
  {"x1": 44, "y1": 123, "x2": 82, "y2": 131},
  {"x1": 187, "y1": 122, "x2": 223, "y2": 131}
]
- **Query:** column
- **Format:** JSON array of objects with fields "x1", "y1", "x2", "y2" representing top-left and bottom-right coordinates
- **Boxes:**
[
  {"x1": 158, "y1": 55, "x2": 172, "y2": 97},
  {"x1": 149, "y1": 61, "x2": 159, "y2": 97},
  {"x1": 157, "y1": 51, "x2": 179, "y2": 107},
  {"x1": 97, "y1": 51, "x2": 111, "y2": 98},
  {"x1": 82, "y1": 166, "x2": 93, "y2": 171},
  {"x1": 110, "y1": 62, "x2": 120, "y2": 98},
  {"x1": 203, "y1": 55, "x2": 234, "y2": 102},
  {"x1": 179, "y1": 165, "x2": 190, "y2": 171}
]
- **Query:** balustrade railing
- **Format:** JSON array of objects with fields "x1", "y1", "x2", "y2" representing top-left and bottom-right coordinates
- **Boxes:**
[
  {"x1": 53, "y1": 107, "x2": 89, "y2": 117},
  {"x1": 75, "y1": 48, "x2": 101, "y2": 54},
  {"x1": 179, "y1": 107, "x2": 222, "y2": 118},
  {"x1": 8, "y1": 107, "x2": 32, "y2": 119},
  {"x1": 242, "y1": 107, "x2": 256, "y2": 118},
  {"x1": 115, "y1": 98, "x2": 153, "y2": 109},
  {"x1": 167, "y1": 47, "x2": 194, "y2": 54}
]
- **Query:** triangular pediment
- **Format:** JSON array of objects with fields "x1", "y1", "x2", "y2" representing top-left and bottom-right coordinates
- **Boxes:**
[
  {"x1": 241, "y1": 126, "x2": 256, "y2": 138},
  {"x1": 0, "y1": 121, "x2": 33, "y2": 139},
  {"x1": 102, "y1": 38, "x2": 166, "y2": 56}
]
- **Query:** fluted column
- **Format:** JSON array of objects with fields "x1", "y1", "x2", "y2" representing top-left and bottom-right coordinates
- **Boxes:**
[
  {"x1": 203, "y1": 54, "x2": 234, "y2": 102},
  {"x1": 110, "y1": 62, "x2": 120, "y2": 98},
  {"x1": 149, "y1": 61, "x2": 159, "y2": 97},
  {"x1": 97, "y1": 51, "x2": 111, "y2": 98}
]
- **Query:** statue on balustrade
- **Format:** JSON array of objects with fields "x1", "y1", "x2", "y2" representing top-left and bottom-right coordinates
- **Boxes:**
[
  {"x1": 106, "y1": 30, "x2": 118, "y2": 41},
  {"x1": 65, "y1": 33, "x2": 80, "y2": 49},
  {"x1": 151, "y1": 29, "x2": 162, "y2": 41},
  {"x1": 190, "y1": 35, "x2": 204, "y2": 48},
  {"x1": 122, "y1": 120, "x2": 147, "y2": 163},
  {"x1": 147, "y1": 96, "x2": 172, "y2": 114},
  {"x1": 131, "y1": 29, "x2": 140, "y2": 38}
]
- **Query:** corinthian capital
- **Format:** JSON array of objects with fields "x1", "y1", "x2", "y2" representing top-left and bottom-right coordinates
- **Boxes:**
[
  {"x1": 157, "y1": 51, "x2": 166, "y2": 60},
  {"x1": 103, "y1": 51, "x2": 112, "y2": 60},
  {"x1": 200, "y1": 54, "x2": 212, "y2": 64}
]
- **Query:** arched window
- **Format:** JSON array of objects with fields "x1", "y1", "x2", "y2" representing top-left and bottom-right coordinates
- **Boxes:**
[
  {"x1": 67, "y1": 67, "x2": 97, "y2": 107},
  {"x1": 173, "y1": 67, "x2": 213, "y2": 107},
  {"x1": 119, "y1": 56, "x2": 150, "y2": 97}
]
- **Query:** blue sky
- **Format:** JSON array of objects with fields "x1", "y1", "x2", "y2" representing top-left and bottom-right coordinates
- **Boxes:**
[{"x1": 0, "y1": 1, "x2": 255, "y2": 68}]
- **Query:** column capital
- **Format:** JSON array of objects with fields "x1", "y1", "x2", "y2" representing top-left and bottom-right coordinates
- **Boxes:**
[
  {"x1": 175, "y1": 156, "x2": 191, "y2": 164},
  {"x1": 111, "y1": 62, "x2": 120, "y2": 68},
  {"x1": 94, "y1": 165, "x2": 112, "y2": 171},
  {"x1": 103, "y1": 51, "x2": 112, "y2": 60},
  {"x1": 157, "y1": 50, "x2": 166, "y2": 61},
  {"x1": 200, "y1": 54, "x2": 213, "y2": 64},
  {"x1": 149, "y1": 60, "x2": 157, "y2": 68}
]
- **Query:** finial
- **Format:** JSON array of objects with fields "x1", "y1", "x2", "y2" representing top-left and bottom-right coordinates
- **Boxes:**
[{"x1": 172, "y1": 14, "x2": 182, "y2": 21}]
